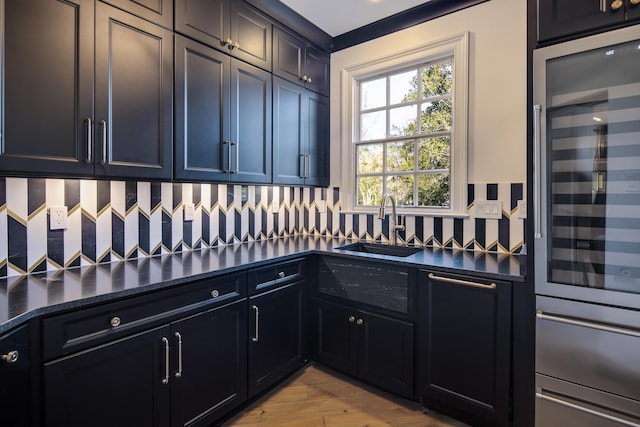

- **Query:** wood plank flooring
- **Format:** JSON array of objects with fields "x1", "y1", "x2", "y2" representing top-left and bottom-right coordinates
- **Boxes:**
[{"x1": 222, "y1": 364, "x2": 469, "y2": 427}]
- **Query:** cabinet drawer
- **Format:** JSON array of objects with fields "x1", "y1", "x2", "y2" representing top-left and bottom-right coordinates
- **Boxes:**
[
  {"x1": 536, "y1": 296, "x2": 640, "y2": 402},
  {"x1": 248, "y1": 258, "x2": 305, "y2": 295},
  {"x1": 42, "y1": 272, "x2": 246, "y2": 360}
]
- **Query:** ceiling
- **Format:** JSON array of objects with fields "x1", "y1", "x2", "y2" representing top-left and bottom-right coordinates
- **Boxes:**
[{"x1": 278, "y1": 0, "x2": 432, "y2": 37}]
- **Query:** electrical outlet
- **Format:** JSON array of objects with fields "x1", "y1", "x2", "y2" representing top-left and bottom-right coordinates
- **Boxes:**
[
  {"x1": 49, "y1": 206, "x2": 68, "y2": 230},
  {"x1": 184, "y1": 202, "x2": 195, "y2": 221},
  {"x1": 517, "y1": 200, "x2": 527, "y2": 219}
]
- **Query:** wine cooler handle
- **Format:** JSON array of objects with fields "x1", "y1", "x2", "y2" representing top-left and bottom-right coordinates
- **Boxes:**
[{"x1": 533, "y1": 104, "x2": 542, "y2": 239}]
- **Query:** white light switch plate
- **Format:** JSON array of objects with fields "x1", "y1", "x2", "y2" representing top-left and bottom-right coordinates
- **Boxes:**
[
  {"x1": 184, "y1": 202, "x2": 195, "y2": 221},
  {"x1": 475, "y1": 200, "x2": 503, "y2": 220},
  {"x1": 49, "y1": 206, "x2": 68, "y2": 230}
]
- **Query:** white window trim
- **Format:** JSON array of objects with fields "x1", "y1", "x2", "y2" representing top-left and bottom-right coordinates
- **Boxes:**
[{"x1": 340, "y1": 32, "x2": 469, "y2": 217}]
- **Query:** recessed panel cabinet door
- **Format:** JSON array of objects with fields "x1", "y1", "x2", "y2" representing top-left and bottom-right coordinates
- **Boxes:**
[
  {"x1": 44, "y1": 325, "x2": 171, "y2": 427},
  {"x1": 273, "y1": 77, "x2": 304, "y2": 186},
  {"x1": 100, "y1": 0, "x2": 173, "y2": 29},
  {"x1": 0, "y1": 0, "x2": 94, "y2": 176},
  {"x1": 538, "y1": 0, "x2": 625, "y2": 42},
  {"x1": 230, "y1": 59, "x2": 272, "y2": 184},
  {"x1": 95, "y1": 2, "x2": 173, "y2": 179},
  {"x1": 175, "y1": 0, "x2": 229, "y2": 49},
  {"x1": 230, "y1": 1, "x2": 272, "y2": 71},
  {"x1": 175, "y1": 35, "x2": 231, "y2": 181},
  {"x1": 171, "y1": 300, "x2": 247, "y2": 427},
  {"x1": 306, "y1": 92, "x2": 329, "y2": 187}
]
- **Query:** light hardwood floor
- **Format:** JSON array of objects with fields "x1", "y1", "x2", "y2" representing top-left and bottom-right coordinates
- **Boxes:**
[{"x1": 222, "y1": 364, "x2": 469, "y2": 427}]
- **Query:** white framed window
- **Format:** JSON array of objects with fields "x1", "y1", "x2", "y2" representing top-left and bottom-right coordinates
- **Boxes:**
[{"x1": 340, "y1": 32, "x2": 469, "y2": 216}]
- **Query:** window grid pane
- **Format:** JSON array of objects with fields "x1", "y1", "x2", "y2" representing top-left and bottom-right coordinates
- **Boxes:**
[{"x1": 356, "y1": 58, "x2": 454, "y2": 208}]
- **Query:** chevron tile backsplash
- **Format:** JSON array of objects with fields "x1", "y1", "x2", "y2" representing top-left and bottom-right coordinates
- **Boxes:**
[{"x1": 0, "y1": 178, "x2": 525, "y2": 278}]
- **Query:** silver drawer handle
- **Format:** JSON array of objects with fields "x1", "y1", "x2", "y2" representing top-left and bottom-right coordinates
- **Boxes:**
[
  {"x1": 211, "y1": 290, "x2": 220, "y2": 298},
  {"x1": 348, "y1": 316, "x2": 355, "y2": 323},
  {"x1": 1, "y1": 350, "x2": 19, "y2": 364},
  {"x1": 110, "y1": 316, "x2": 121, "y2": 327},
  {"x1": 536, "y1": 390, "x2": 640, "y2": 427},
  {"x1": 175, "y1": 332, "x2": 183, "y2": 378},
  {"x1": 161, "y1": 337, "x2": 170, "y2": 385},
  {"x1": 99, "y1": 120, "x2": 107, "y2": 165},
  {"x1": 536, "y1": 311, "x2": 640, "y2": 338},
  {"x1": 428, "y1": 273, "x2": 496, "y2": 289},
  {"x1": 252, "y1": 305, "x2": 259, "y2": 342},
  {"x1": 85, "y1": 117, "x2": 92, "y2": 164}
]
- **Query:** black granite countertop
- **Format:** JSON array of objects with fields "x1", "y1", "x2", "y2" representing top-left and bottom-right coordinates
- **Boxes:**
[{"x1": 0, "y1": 236, "x2": 526, "y2": 334}]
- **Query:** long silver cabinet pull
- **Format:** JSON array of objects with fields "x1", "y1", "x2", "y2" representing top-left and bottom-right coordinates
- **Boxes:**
[
  {"x1": 223, "y1": 141, "x2": 231, "y2": 173},
  {"x1": 305, "y1": 154, "x2": 310, "y2": 179},
  {"x1": 234, "y1": 141, "x2": 239, "y2": 174},
  {"x1": 85, "y1": 117, "x2": 92, "y2": 164},
  {"x1": 536, "y1": 310, "x2": 640, "y2": 338},
  {"x1": 533, "y1": 104, "x2": 542, "y2": 239},
  {"x1": 428, "y1": 272, "x2": 496, "y2": 289},
  {"x1": 252, "y1": 305, "x2": 259, "y2": 342},
  {"x1": 600, "y1": 0, "x2": 607, "y2": 11},
  {"x1": 299, "y1": 154, "x2": 306, "y2": 179},
  {"x1": 161, "y1": 337, "x2": 170, "y2": 384},
  {"x1": 536, "y1": 390, "x2": 640, "y2": 427},
  {"x1": 99, "y1": 120, "x2": 107, "y2": 165},
  {"x1": 175, "y1": 332, "x2": 183, "y2": 378}
]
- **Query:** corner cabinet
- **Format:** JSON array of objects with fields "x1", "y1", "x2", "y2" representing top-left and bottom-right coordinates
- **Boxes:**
[
  {"x1": 418, "y1": 270, "x2": 512, "y2": 427},
  {"x1": 273, "y1": 77, "x2": 329, "y2": 187},
  {"x1": 273, "y1": 26, "x2": 330, "y2": 97},
  {"x1": 175, "y1": 0, "x2": 272, "y2": 71},
  {"x1": 0, "y1": 0, "x2": 173, "y2": 180},
  {"x1": 42, "y1": 273, "x2": 247, "y2": 427},
  {"x1": 538, "y1": 0, "x2": 640, "y2": 42},
  {"x1": 175, "y1": 35, "x2": 271, "y2": 184}
]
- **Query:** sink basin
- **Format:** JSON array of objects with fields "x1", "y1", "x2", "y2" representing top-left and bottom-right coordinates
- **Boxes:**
[{"x1": 336, "y1": 242, "x2": 423, "y2": 257}]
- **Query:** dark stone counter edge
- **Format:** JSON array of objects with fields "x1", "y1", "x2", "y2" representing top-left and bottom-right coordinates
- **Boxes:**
[{"x1": 0, "y1": 240, "x2": 526, "y2": 334}]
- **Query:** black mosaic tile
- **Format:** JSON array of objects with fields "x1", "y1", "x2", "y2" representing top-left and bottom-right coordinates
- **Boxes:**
[
  {"x1": 284, "y1": 208, "x2": 290, "y2": 234},
  {"x1": 487, "y1": 183, "x2": 498, "y2": 200},
  {"x1": 295, "y1": 206, "x2": 300, "y2": 233},
  {"x1": 475, "y1": 218, "x2": 486, "y2": 249},
  {"x1": 367, "y1": 214, "x2": 374, "y2": 238},
  {"x1": 415, "y1": 216, "x2": 424, "y2": 243},
  {"x1": 211, "y1": 184, "x2": 219, "y2": 210},
  {"x1": 219, "y1": 210, "x2": 226, "y2": 244},
  {"x1": 126, "y1": 181, "x2": 137, "y2": 213},
  {"x1": 255, "y1": 186, "x2": 262, "y2": 205},
  {"x1": 434, "y1": 217, "x2": 443, "y2": 245},
  {"x1": 511, "y1": 183, "x2": 523, "y2": 211},
  {"x1": 151, "y1": 182, "x2": 162, "y2": 211},
  {"x1": 273, "y1": 213, "x2": 279, "y2": 236},
  {"x1": 303, "y1": 206, "x2": 309, "y2": 232},
  {"x1": 333, "y1": 187, "x2": 340, "y2": 205},
  {"x1": 7, "y1": 216, "x2": 27, "y2": 273},
  {"x1": 339, "y1": 213, "x2": 345, "y2": 236},
  {"x1": 192, "y1": 183, "x2": 201, "y2": 206},
  {"x1": 81, "y1": 213, "x2": 96, "y2": 262},
  {"x1": 112, "y1": 213, "x2": 125, "y2": 259},
  {"x1": 65, "y1": 180, "x2": 81, "y2": 209},
  {"x1": 202, "y1": 211, "x2": 210, "y2": 245},
  {"x1": 183, "y1": 220, "x2": 192, "y2": 250},
  {"x1": 31, "y1": 258, "x2": 47, "y2": 273},
  {"x1": 499, "y1": 215, "x2": 510, "y2": 251},
  {"x1": 162, "y1": 210, "x2": 172, "y2": 251},
  {"x1": 67, "y1": 255, "x2": 81, "y2": 268},
  {"x1": 173, "y1": 183, "x2": 182, "y2": 211},
  {"x1": 261, "y1": 208, "x2": 268, "y2": 237},
  {"x1": 468, "y1": 184, "x2": 475, "y2": 208},
  {"x1": 352, "y1": 214, "x2": 359, "y2": 237},
  {"x1": 454, "y1": 218, "x2": 463, "y2": 247},
  {"x1": 249, "y1": 210, "x2": 255, "y2": 239},
  {"x1": 227, "y1": 185, "x2": 234, "y2": 208},
  {"x1": 47, "y1": 226, "x2": 65, "y2": 268},
  {"x1": 97, "y1": 181, "x2": 110, "y2": 214},
  {"x1": 234, "y1": 210, "x2": 241, "y2": 242},
  {"x1": 139, "y1": 212, "x2": 150, "y2": 255},
  {"x1": 0, "y1": 177, "x2": 5, "y2": 206},
  {"x1": 28, "y1": 178, "x2": 45, "y2": 216}
]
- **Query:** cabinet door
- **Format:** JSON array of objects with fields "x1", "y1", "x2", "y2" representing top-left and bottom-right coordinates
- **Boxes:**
[
  {"x1": 273, "y1": 77, "x2": 304, "y2": 186},
  {"x1": 538, "y1": 0, "x2": 624, "y2": 42},
  {"x1": 100, "y1": 0, "x2": 173, "y2": 29},
  {"x1": 44, "y1": 325, "x2": 171, "y2": 427},
  {"x1": 420, "y1": 272, "x2": 511, "y2": 426},
  {"x1": 171, "y1": 300, "x2": 247, "y2": 427},
  {"x1": 175, "y1": 0, "x2": 230, "y2": 50},
  {"x1": 0, "y1": 324, "x2": 31, "y2": 427},
  {"x1": 358, "y1": 310, "x2": 414, "y2": 399},
  {"x1": 229, "y1": 1, "x2": 272, "y2": 71},
  {"x1": 0, "y1": 0, "x2": 94, "y2": 176},
  {"x1": 304, "y1": 46, "x2": 330, "y2": 97},
  {"x1": 628, "y1": 1, "x2": 640, "y2": 21},
  {"x1": 305, "y1": 92, "x2": 330, "y2": 187},
  {"x1": 314, "y1": 299, "x2": 358, "y2": 376},
  {"x1": 175, "y1": 35, "x2": 231, "y2": 182},
  {"x1": 273, "y1": 26, "x2": 304, "y2": 84},
  {"x1": 230, "y1": 59, "x2": 272, "y2": 184},
  {"x1": 249, "y1": 282, "x2": 306, "y2": 397},
  {"x1": 95, "y1": 2, "x2": 173, "y2": 179}
]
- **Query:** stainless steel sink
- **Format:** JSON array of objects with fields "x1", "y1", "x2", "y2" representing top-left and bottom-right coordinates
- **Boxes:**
[{"x1": 336, "y1": 242, "x2": 422, "y2": 257}]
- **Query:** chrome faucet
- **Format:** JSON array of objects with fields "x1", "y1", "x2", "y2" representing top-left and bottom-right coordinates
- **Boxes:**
[{"x1": 378, "y1": 193, "x2": 405, "y2": 245}]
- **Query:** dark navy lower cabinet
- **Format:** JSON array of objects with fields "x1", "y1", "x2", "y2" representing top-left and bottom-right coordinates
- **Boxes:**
[
  {"x1": 0, "y1": 324, "x2": 32, "y2": 427},
  {"x1": 314, "y1": 298, "x2": 415, "y2": 399},
  {"x1": 418, "y1": 270, "x2": 512, "y2": 427}
]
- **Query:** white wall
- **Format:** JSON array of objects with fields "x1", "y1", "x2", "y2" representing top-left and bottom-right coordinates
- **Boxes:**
[{"x1": 329, "y1": 0, "x2": 527, "y2": 186}]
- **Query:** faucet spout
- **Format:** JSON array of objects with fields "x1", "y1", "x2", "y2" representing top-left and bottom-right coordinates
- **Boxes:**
[{"x1": 378, "y1": 194, "x2": 404, "y2": 245}]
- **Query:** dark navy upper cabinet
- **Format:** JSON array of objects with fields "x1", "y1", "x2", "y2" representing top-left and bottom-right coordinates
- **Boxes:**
[
  {"x1": 94, "y1": 2, "x2": 173, "y2": 180},
  {"x1": 0, "y1": 0, "x2": 173, "y2": 180},
  {"x1": 0, "y1": 0, "x2": 95, "y2": 176},
  {"x1": 99, "y1": 0, "x2": 173, "y2": 29},
  {"x1": 175, "y1": 0, "x2": 272, "y2": 71},
  {"x1": 273, "y1": 77, "x2": 329, "y2": 187},
  {"x1": 175, "y1": 35, "x2": 272, "y2": 184},
  {"x1": 538, "y1": 0, "x2": 640, "y2": 43},
  {"x1": 273, "y1": 26, "x2": 330, "y2": 97}
]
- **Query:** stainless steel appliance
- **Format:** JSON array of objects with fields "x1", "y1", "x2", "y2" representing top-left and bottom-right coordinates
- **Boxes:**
[{"x1": 534, "y1": 24, "x2": 640, "y2": 427}]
